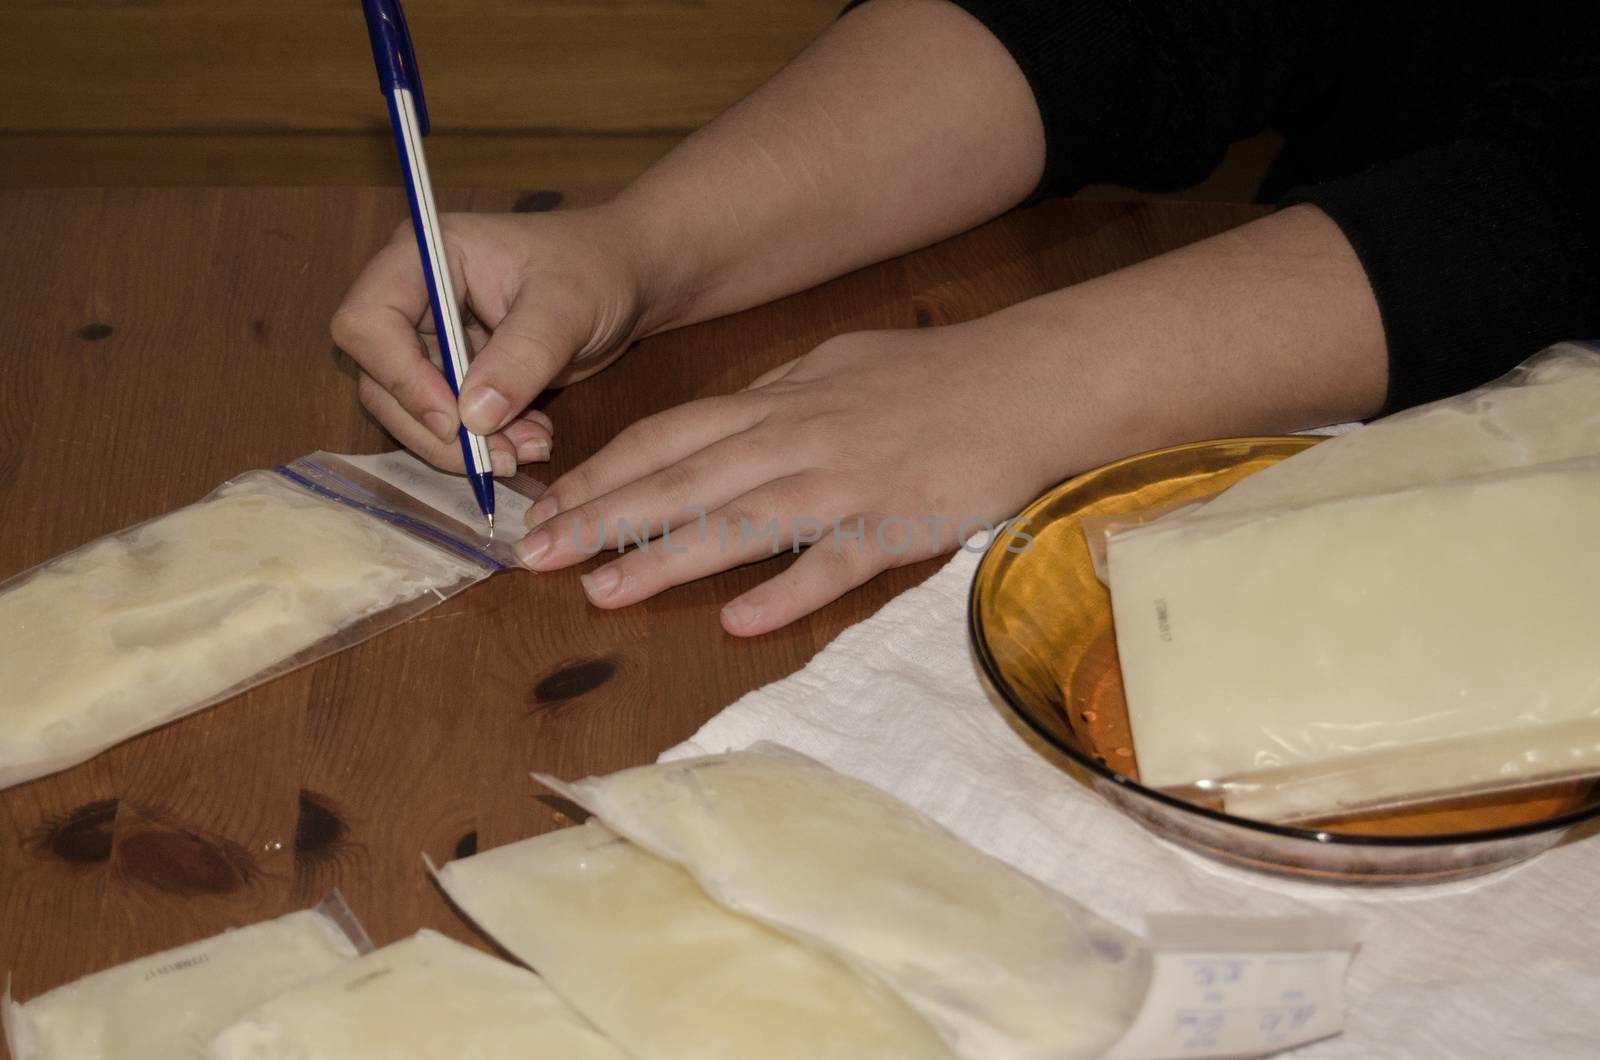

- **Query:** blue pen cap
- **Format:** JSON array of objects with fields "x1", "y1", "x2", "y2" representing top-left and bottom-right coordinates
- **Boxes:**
[{"x1": 361, "y1": 0, "x2": 430, "y2": 134}]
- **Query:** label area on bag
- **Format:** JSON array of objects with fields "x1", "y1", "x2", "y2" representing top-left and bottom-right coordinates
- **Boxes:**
[{"x1": 1104, "y1": 916, "x2": 1356, "y2": 1059}]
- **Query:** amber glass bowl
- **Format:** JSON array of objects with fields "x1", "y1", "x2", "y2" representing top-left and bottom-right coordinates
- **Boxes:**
[{"x1": 969, "y1": 437, "x2": 1600, "y2": 884}]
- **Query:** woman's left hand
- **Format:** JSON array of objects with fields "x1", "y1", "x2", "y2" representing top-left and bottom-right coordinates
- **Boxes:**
[{"x1": 514, "y1": 321, "x2": 1074, "y2": 635}]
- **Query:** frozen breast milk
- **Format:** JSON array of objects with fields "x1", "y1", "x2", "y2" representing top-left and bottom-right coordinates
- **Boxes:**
[
  {"x1": 550, "y1": 750, "x2": 1150, "y2": 1060},
  {"x1": 207, "y1": 929, "x2": 626, "y2": 1060},
  {"x1": 1108, "y1": 459, "x2": 1600, "y2": 821},
  {"x1": 0, "y1": 473, "x2": 482, "y2": 788},
  {"x1": 1193, "y1": 343, "x2": 1600, "y2": 519},
  {"x1": 434, "y1": 821, "x2": 956, "y2": 1060},
  {"x1": 3, "y1": 907, "x2": 360, "y2": 1060}
]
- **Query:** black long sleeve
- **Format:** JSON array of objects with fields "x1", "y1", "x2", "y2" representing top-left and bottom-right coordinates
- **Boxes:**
[{"x1": 845, "y1": 1, "x2": 1600, "y2": 412}]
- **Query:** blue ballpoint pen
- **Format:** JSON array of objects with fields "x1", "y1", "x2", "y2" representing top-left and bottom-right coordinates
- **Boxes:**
[{"x1": 361, "y1": 0, "x2": 496, "y2": 531}]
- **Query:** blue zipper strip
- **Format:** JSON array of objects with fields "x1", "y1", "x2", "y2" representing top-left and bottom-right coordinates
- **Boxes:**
[{"x1": 273, "y1": 462, "x2": 505, "y2": 573}]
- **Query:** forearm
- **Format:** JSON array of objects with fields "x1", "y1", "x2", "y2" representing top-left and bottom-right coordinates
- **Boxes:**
[
  {"x1": 606, "y1": 0, "x2": 1044, "y2": 333},
  {"x1": 975, "y1": 205, "x2": 1388, "y2": 483}
]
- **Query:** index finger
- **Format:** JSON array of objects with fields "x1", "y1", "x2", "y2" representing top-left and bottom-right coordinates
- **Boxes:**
[{"x1": 330, "y1": 233, "x2": 460, "y2": 443}]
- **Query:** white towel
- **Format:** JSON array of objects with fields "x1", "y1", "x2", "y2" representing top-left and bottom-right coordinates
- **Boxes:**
[{"x1": 665, "y1": 542, "x2": 1600, "y2": 1060}]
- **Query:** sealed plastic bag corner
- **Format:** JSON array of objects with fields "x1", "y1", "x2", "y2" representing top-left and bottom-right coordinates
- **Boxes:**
[
  {"x1": 1081, "y1": 498, "x2": 1209, "y2": 586},
  {"x1": 206, "y1": 928, "x2": 628, "y2": 1060},
  {"x1": 2, "y1": 893, "x2": 369, "y2": 1059},
  {"x1": 538, "y1": 745, "x2": 1153, "y2": 1060},
  {"x1": 0, "y1": 450, "x2": 537, "y2": 791},
  {"x1": 1105, "y1": 342, "x2": 1600, "y2": 822}
]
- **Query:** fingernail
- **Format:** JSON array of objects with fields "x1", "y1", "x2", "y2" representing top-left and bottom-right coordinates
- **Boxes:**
[
  {"x1": 521, "y1": 409, "x2": 554, "y2": 433},
  {"x1": 491, "y1": 450, "x2": 516, "y2": 478},
  {"x1": 515, "y1": 436, "x2": 551, "y2": 463},
  {"x1": 422, "y1": 410, "x2": 456, "y2": 442},
  {"x1": 526, "y1": 495, "x2": 559, "y2": 528},
  {"x1": 461, "y1": 386, "x2": 510, "y2": 433},
  {"x1": 580, "y1": 566, "x2": 622, "y2": 600},
  {"x1": 517, "y1": 530, "x2": 551, "y2": 567},
  {"x1": 722, "y1": 599, "x2": 762, "y2": 630}
]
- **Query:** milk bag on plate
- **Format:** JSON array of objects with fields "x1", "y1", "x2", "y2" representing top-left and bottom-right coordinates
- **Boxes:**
[
  {"x1": 0, "y1": 451, "x2": 536, "y2": 790},
  {"x1": 542, "y1": 748, "x2": 1151, "y2": 1060},
  {"x1": 1103, "y1": 343, "x2": 1600, "y2": 821},
  {"x1": 434, "y1": 819, "x2": 956, "y2": 1060},
  {"x1": 207, "y1": 928, "x2": 627, "y2": 1060},
  {"x1": 1108, "y1": 455, "x2": 1600, "y2": 822},
  {"x1": 3, "y1": 896, "x2": 368, "y2": 1060}
]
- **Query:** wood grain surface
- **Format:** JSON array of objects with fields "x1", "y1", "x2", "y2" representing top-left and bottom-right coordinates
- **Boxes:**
[{"x1": 0, "y1": 187, "x2": 1262, "y2": 1041}]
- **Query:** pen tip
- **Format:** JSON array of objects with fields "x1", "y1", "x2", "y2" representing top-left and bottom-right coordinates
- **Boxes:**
[{"x1": 486, "y1": 513, "x2": 496, "y2": 532}]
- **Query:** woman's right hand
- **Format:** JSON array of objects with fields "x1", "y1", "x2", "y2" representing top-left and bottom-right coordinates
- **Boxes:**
[
  {"x1": 331, "y1": 206, "x2": 668, "y2": 475},
  {"x1": 330, "y1": 0, "x2": 1050, "y2": 478}
]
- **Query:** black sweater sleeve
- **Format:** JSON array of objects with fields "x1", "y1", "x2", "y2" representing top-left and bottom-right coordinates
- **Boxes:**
[
  {"x1": 843, "y1": 1, "x2": 1600, "y2": 413},
  {"x1": 1280, "y1": 80, "x2": 1600, "y2": 411}
]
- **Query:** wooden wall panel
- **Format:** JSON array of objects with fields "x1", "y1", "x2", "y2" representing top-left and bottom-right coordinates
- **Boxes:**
[
  {"x1": 1, "y1": 1, "x2": 839, "y2": 133},
  {"x1": 0, "y1": 131, "x2": 682, "y2": 196},
  {"x1": 0, "y1": 0, "x2": 837, "y2": 188},
  {"x1": 0, "y1": 1, "x2": 1275, "y2": 198}
]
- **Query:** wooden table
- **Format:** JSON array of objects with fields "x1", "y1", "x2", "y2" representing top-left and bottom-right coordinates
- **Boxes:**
[{"x1": 0, "y1": 188, "x2": 1263, "y2": 1035}]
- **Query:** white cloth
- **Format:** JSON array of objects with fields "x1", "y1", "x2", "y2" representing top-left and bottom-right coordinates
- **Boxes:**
[{"x1": 666, "y1": 543, "x2": 1600, "y2": 1060}]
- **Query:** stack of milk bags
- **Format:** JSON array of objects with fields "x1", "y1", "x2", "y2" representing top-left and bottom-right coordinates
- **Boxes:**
[{"x1": 6, "y1": 750, "x2": 1157, "y2": 1060}]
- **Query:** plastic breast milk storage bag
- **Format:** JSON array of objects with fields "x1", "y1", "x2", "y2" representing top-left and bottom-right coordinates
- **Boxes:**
[
  {"x1": 1186, "y1": 341, "x2": 1600, "y2": 515},
  {"x1": 207, "y1": 928, "x2": 628, "y2": 1060},
  {"x1": 435, "y1": 820, "x2": 957, "y2": 1060},
  {"x1": 1105, "y1": 343, "x2": 1600, "y2": 822},
  {"x1": 3, "y1": 895, "x2": 370, "y2": 1060},
  {"x1": 543, "y1": 748, "x2": 1152, "y2": 1060},
  {"x1": 0, "y1": 450, "x2": 536, "y2": 790}
]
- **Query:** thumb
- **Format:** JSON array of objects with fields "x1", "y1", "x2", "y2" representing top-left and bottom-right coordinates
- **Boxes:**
[{"x1": 457, "y1": 291, "x2": 587, "y2": 435}]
